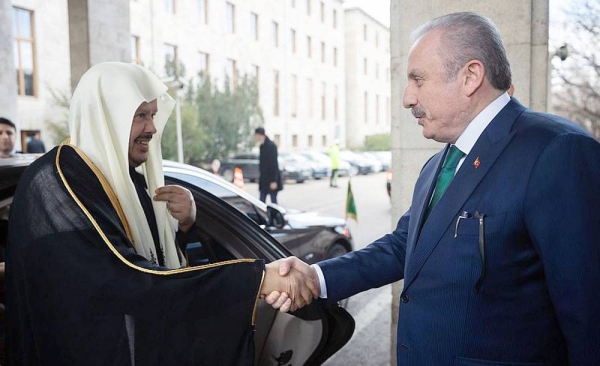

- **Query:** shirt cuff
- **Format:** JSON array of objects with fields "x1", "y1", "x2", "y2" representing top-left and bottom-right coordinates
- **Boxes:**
[{"x1": 312, "y1": 264, "x2": 328, "y2": 298}]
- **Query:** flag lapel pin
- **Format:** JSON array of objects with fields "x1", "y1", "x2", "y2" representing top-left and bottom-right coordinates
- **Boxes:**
[{"x1": 473, "y1": 157, "x2": 481, "y2": 169}]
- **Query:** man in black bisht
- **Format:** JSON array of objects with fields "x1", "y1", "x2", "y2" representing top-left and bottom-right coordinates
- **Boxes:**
[
  {"x1": 5, "y1": 62, "x2": 317, "y2": 366},
  {"x1": 255, "y1": 127, "x2": 282, "y2": 204}
]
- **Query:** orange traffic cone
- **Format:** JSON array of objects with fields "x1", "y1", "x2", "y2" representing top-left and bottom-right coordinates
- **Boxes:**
[{"x1": 233, "y1": 167, "x2": 245, "y2": 190}]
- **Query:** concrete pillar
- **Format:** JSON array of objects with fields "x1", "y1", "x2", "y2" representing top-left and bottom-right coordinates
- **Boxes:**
[
  {"x1": 389, "y1": 1, "x2": 549, "y2": 363},
  {"x1": 68, "y1": 0, "x2": 131, "y2": 91},
  {"x1": 0, "y1": 1, "x2": 19, "y2": 124}
]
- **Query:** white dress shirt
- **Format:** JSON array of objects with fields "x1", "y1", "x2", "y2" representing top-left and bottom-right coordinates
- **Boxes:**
[{"x1": 314, "y1": 93, "x2": 511, "y2": 299}]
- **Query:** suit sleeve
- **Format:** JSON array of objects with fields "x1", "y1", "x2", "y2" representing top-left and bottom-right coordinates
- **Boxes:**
[
  {"x1": 524, "y1": 132, "x2": 600, "y2": 364},
  {"x1": 318, "y1": 209, "x2": 409, "y2": 304}
]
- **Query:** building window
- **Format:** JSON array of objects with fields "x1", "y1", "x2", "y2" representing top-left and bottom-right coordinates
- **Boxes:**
[
  {"x1": 375, "y1": 32, "x2": 379, "y2": 47},
  {"x1": 164, "y1": 43, "x2": 178, "y2": 76},
  {"x1": 333, "y1": 9, "x2": 337, "y2": 28},
  {"x1": 13, "y1": 7, "x2": 36, "y2": 97},
  {"x1": 273, "y1": 70, "x2": 280, "y2": 116},
  {"x1": 363, "y1": 58, "x2": 368, "y2": 76},
  {"x1": 291, "y1": 0, "x2": 295, "y2": 8},
  {"x1": 292, "y1": 134, "x2": 298, "y2": 148},
  {"x1": 333, "y1": 47, "x2": 337, "y2": 67},
  {"x1": 226, "y1": 2, "x2": 235, "y2": 33},
  {"x1": 131, "y1": 36, "x2": 141, "y2": 65},
  {"x1": 198, "y1": 0, "x2": 208, "y2": 24},
  {"x1": 225, "y1": 58, "x2": 237, "y2": 90},
  {"x1": 386, "y1": 67, "x2": 390, "y2": 82},
  {"x1": 320, "y1": 42, "x2": 325, "y2": 63},
  {"x1": 363, "y1": 24, "x2": 367, "y2": 41},
  {"x1": 306, "y1": 36, "x2": 312, "y2": 58},
  {"x1": 375, "y1": 62, "x2": 379, "y2": 79},
  {"x1": 321, "y1": 82, "x2": 326, "y2": 120},
  {"x1": 334, "y1": 85, "x2": 338, "y2": 121},
  {"x1": 306, "y1": 0, "x2": 311, "y2": 16},
  {"x1": 199, "y1": 51, "x2": 209, "y2": 78},
  {"x1": 376, "y1": 94, "x2": 380, "y2": 124},
  {"x1": 272, "y1": 21, "x2": 279, "y2": 48},
  {"x1": 274, "y1": 134, "x2": 281, "y2": 147},
  {"x1": 364, "y1": 92, "x2": 368, "y2": 123},
  {"x1": 308, "y1": 135, "x2": 313, "y2": 147},
  {"x1": 290, "y1": 29, "x2": 296, "y2": 53},
  {"x1": 291, "y1": 74, "x2": 298, "y2": 118},
  {"x1": 322, "y1": 135, "x2": 327, "y2": 147},
  {"x1": 250, "y1": 12, "x2": 259, "y2": 40},
  {"x1": 165, "y1": 0, "x2": 176, "y2": 14},
  {"x1": 320, "y1": 2, "x2": 325, "y2": 22},
  {"x1": 307, "y1": 78, "x2": 313, "y2": 118}
]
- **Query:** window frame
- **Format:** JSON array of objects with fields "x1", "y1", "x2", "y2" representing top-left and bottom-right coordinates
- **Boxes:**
[{"x1": 13, "y1": 6, "x2": 37, "y2": 98}]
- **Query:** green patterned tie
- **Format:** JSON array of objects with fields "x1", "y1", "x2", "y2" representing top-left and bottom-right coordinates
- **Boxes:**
[{"x1": 424, "y1": 145, "x2": 465, "y2": 220}]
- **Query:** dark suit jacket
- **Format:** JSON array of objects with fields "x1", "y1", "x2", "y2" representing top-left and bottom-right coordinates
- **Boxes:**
[
  {"x1": 26, "y1": 139, "x2": 45, "y2": 153},
  {"x1": 258, "y1": 137, "x2": 281, "y2": 192},
  {"x1": 319, "y1": 99, "x2": 600, "y2": 365}
]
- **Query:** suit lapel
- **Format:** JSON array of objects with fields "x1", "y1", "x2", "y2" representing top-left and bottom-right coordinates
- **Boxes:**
[
  {"x1": 403, "y1": 98, "x2": 525, "y2": 289},
  {"x1": 404, "y1": 148, "x2": 446, "y2": 271}
]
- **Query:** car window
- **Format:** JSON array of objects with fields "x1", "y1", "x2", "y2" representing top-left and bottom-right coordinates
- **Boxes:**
[{"x1": 166, "y1": 172, "x2": 268, "y2": 225}]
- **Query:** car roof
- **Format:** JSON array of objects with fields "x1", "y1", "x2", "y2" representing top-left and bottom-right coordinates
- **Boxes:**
[{"x1": 163, "y1": 160, "x2": 269, "y2": 211}]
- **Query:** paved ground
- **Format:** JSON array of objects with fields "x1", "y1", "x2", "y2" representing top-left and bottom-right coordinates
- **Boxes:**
[{"x1": 246, "y1": 172, "x2": 394, "y2": 366}]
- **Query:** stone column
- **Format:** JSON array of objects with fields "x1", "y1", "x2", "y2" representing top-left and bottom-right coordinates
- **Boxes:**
[
  {"x1": 389, "y1": 1, "x2": 549, "y2": 363},
  {"x1": 68, "y1": 0, "x2": 131, "y2": 91},
  {"x1": 0, "y1": 1, "x2": 19, "y2": 124}
]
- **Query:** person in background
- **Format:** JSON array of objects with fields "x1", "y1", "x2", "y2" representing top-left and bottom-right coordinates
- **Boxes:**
[
  {"x1": 0, "y1": 118, "x2": 16, "y2": 158},
  {"x1": 328, "y1": 139, "x2": 341, "y2": 188},
  {"x1": 254, "y1": 127, "x2": 281, "y2": 204},
  {"x1": 26, "y1": 131, "x2": 46, "y2": 153}
]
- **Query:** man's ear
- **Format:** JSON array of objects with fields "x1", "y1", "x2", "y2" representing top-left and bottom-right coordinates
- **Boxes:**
[{"x1": 462, "y1": 60, "x2": 485, "y2": 97}]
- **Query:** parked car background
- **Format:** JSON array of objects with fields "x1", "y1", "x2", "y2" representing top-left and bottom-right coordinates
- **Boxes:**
[
  {"x1": 0, "y1": 155, "x2": 355, "y2": 366},
  {"x1": 219, "y1": 152, "x2": 311, "y2": 183},
  {"x1": 339, "y1": 150, "x2": 372, "y2": 175},
  {"x1": 218, "y1": 153, "x2": 260, "y2": 182},
  {"x1": 281, "y1": 152, "x2": 329, "y2": 180},
  {"x1": 359, "y1": 152, "x2": 383, "y2": 173},
  {"x1": 278, "y1": 154, "x2": 313, "y2": 183}
]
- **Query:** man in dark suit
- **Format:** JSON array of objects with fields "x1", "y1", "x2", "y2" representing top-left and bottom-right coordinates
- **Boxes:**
[
  {"x1": 255, "y1": 127, "x2": 281, "y2": 204},
  {"x1": 266, "y1": 12, "x2": 600, "y2": 365}
]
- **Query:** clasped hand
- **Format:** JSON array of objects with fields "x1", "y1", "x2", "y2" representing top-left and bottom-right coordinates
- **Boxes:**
[{"x1": 261, "y1": 257, "x2": 321, "y2": 312}]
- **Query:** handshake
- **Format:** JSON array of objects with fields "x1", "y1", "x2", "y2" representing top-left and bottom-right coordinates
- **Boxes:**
[{"x1": 261, "y1": 257, "x2": 321, "y2": 313}]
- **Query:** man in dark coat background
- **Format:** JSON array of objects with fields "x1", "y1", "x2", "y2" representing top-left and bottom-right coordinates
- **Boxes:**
[{"x1": 255, "y1": 127, "x2": 281, "y2": 204}]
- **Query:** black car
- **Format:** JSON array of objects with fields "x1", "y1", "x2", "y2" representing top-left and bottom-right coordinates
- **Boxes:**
[
  {"x1": 219, "y1": 152, "x2": 260, "y2": 182},
  {"x1": 220, "y1": 152, "x2": 311, "y2": 183},
  {"x1": 0, "y1": 156, "x2": 355, "y2": 365}
]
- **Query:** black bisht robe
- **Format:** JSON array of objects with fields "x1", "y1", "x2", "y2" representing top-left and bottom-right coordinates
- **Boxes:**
[{"x1": 6, "y1": 145, "x2": 265, "y2": 366}]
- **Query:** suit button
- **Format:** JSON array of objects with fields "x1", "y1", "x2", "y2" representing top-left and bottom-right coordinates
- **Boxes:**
[{"x1": 401, "y1": 294, "x2": 410, "y2": 303}]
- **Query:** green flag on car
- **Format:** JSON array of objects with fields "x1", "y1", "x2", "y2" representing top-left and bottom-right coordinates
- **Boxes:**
[{"x1": 346, "y1": 180, "x2": 358, "y2": 222}]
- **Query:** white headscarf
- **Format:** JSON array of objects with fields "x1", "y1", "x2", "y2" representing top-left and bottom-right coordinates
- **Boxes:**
[{"x1": 69, "y1": 62, "x2": 181, "y2": 268}]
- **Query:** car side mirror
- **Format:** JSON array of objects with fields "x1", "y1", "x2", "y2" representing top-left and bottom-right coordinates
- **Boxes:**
[{"x1": 267, "y1": 204, "x2": 287, "y2": 229}]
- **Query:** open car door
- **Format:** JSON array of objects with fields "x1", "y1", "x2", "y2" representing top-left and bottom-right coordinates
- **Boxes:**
[{"x1": 165, "y1": 175, "x2": 355, "y2": 365}]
